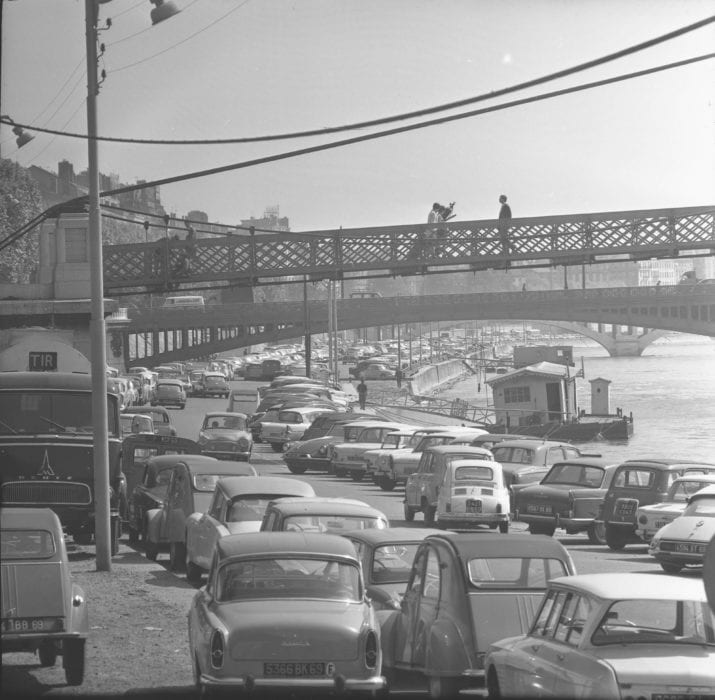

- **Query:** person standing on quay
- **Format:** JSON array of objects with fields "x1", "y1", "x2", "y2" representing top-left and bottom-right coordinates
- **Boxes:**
[
  {"x1": 357, "y1": 379, "x2": 368, "y2": 410},
  {"x1": 498, "y1": 194, "x2": 512, "y2": 256}
]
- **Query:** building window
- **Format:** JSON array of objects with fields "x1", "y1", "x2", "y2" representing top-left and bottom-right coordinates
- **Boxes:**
[
  {"x1": 504, "y1": 386, "x2": 531, "y2": 403},
  {"x1": 65, "y1": 227, "x2": 88, "y2": 263}
]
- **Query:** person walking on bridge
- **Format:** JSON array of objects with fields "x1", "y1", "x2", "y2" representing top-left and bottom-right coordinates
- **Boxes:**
[
  {"x1": 498, "y1": 194, "x2": 512, "y2": 256},
  {"x1": 357, "y1": 378, "x2": 368, "y2": 410}
]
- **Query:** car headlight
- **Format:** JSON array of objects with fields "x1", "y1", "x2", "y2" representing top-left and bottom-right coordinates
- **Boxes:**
[
  {"x1": 238, "y1": 438, "x2": 250, "y2": 451},
  {"x1": 318, "y1": 445, "x2": 328, "y2": 456}
]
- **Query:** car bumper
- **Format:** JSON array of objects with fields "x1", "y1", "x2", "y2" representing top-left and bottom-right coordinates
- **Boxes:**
[
  {"x1": 200, "y1": 672, "x2": 386, "y2": 693},
  {"x1": 439, "y1": 512, "x2": 509, "y2": 525},
  {"x1": 652, "y1": 551, "x2": 705, "y2": 567},
  {"x1": 514, "y1": 512, "x2": 594, "y2": 530},
  {"x1": 202, "y1": 450, "x2": 251, "y2": 461},
  {"x1": 2, "y1": 630, "x2": 86, "y2": 652}
]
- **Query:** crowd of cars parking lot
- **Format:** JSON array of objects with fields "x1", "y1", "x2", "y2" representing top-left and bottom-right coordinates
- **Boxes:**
[{"x1": 3, "y1": 342, "x2": 715, "y2": 697}]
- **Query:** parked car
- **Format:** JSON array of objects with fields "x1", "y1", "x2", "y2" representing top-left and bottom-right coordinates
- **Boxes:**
[
  {"x1": 243, "y1": 362, "x2": 264, "y2": 381},
  {"x1": 351, "y1": 362, "x2": 395, "y2": 380},
  {"x1": 404, "y1": 445, "x2": 495, "y2": 524},
  {"x1": 198, "y1": 372, "x2": 230, "y2": 399},
  {"x1": 258, "y1": 406, "x2": 334, "y2": 453},
  {"x1": 484, "y1": 573, "x2": 715, "y2": 699},
  {"x1": 119, "y1": 412, "x2": 154, "y2": 437},
  {"x1": 122, "y1": 405, "x2": 177, "y2": 437},
  {"x1": 379, "y1": 531, "x2": 575, "y2": 698},
  {"x1": 197, "y1": 412, "x2": 252, "y2": 461},
  {"x1": 599, "y1": 458, "x2": 715, "y2": 550},
  {"x1": 649, "y1": 484, "x2": 715, "y2": 573},
  {"x1": 362, "y1": 428, "x2": 426, "y2": 487},
  {"x1": 226, "y1": 387, "x2": 257, "y2": 415},
  {"x1": 184, "y1": 476, "x2": 315, "y2": 584},
  {"x1": 341, "y1": 527, "x2": 440, "y2": 611},
  {"x1": 187, "y1": 532, "x2": 387, "y2": 696},
  {"x1": 151, "y1": 379, "x2": 187, "y2": 409},
  {"x1": 282, "y1": 414, "x2": 383, "y2": 474},
  {"x1": 512, "y1": 458, "x2": 619, "y2": 544},
  {"x1": 1, "y1": 508, "x2": 88, "y2": 686},
  {"x1": 635, "y1": 473, "x2": 715, "y2": 542},
  {"x1": 329, "y1": 421, "x2": 414, "y2": 480},
  {"x1": 144, "y1": 456, "x2": 257, "y2": 569},
  {"x1": 435, "y1": 458, "x2": 511, "y2": 532},
  {"x1": 261, "y1": 497, "x2": 390, "y2": 533}
]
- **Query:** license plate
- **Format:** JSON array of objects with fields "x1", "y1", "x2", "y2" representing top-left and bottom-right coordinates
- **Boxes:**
[
  {"x1": 263, "y1": 662, "x2": 335, "y2": 678},
  {"x1": 655, "y1": 519, "x2": 669, "y2": 528},
  {"x1": 467, "y1": 500, "x2": 482, "y2": 513},
  {"x1": 652, "y1": 695, "x2": 715, "y2": 700},
  {"x1": 617, "y1": 502, "x2": 636, "y2": 516},
  {"x1": 676, "y1": 543, "x2": 705, "y2": 554},
  {"x1": 1, "y1": 617, "x2": 64, "y2": 633},
  {"x1": 526, "y1": 504, "x2": 551, "y2": 514}
]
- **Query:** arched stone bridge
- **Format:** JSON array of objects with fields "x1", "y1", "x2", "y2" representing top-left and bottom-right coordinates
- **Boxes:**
[{"x1": 115, "y1": 284, "x2": 715, "y2": 366}]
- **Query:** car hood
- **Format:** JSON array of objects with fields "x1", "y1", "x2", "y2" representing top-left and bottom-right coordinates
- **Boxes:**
[
  {"x1": 515, "y1": 484, "x2": 598, "y2": 503},
  {"x1": 284, "y1": 436, "x2": 339, "y2": 457},
  {"x1": 656, "y1": 516, "x2": 715, "y2": 541},
  {"x1": 595, "y1": 647, "x2": 715, "y2": 686},
  {"x1": 222, "y1": 599, "x2": 371, "y2": 661},
  {"x1": 639, "y1": 502, "x2": 686, "y2": 516}
]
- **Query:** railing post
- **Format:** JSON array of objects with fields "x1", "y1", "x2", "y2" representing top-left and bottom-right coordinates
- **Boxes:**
[{"x1": 249, "y1": 226, "x2": 257, "y2": 282}]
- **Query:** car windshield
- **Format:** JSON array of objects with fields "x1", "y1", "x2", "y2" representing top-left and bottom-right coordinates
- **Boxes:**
[
  {"x1": 682, "y1": 496, "x2": 715, "y2": 517},
  {"x1": 205, "y1": 376, "x2": 224, "y2": 385},
  {"x1": 592, "y1": 599, "x2": 715, "y2": 646},
  {"x1": 417, "y1": 436, "x2": 452, "y2": 451},
  {"x1": 455, "y1": 465, "x2": 494, "y2": 481},
  {"x1": 227, "y1": 497, "x2": 275, "y2": 522},
  {"x1": 491, "y1": 446, "x2": 536, "y2": 464},
  {"x1": 193, "y1": 474, "x2": 226, "y2": 492},
  {"x1": 217, "y1": 557, "x2": 361, "y2": 602},
  {"x1": 283, "y1": 514, "x2": 388, "y2": 533},
  {"x1": 371, "y1": 543, "x2": 420, "y2": 584},
  {"x1": 671, "y1": 481, "x2": 713, "y2": 501},
  {"x1": 1, "y1": 528, "x2": 56, "y2": 559},
  {"x1": 467, "y1": 557, "x2": 569, "y2": 589},
  {"x1": 542, "y1": 464, "x2": 605, "y2": 487},
  {"x1": 204, "y1": 415, "x2": 247, "y2": 430}
]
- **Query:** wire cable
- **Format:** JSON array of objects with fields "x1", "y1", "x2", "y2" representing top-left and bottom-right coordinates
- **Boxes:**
[
  {"x1": 3, "y1": 14, "x2": 713, "y2": 145},
  {"x1": 108, "y1": 0, "x2": 201, "y2": 47}
]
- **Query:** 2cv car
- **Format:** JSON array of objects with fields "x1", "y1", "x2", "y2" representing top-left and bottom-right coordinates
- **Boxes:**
[{"x1": 1, "y1": 508, "x2": 88, "y2": 686}]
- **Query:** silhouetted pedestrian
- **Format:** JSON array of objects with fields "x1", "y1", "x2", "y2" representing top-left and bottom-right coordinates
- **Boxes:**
[
  {"x1": 357, "y1": 379, "x2": 368, "y2": 410},
  {"x1": 498, "y1": 194, "x2": 512, "y2": 255},
  {"x1": 395, "y1": 367, "x2": 403, "y2": 388}
]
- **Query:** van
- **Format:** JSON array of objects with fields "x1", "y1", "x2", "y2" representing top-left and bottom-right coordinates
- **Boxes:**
[{"x1": 162, "y1": 295, "x2": 205, "y2": 308}]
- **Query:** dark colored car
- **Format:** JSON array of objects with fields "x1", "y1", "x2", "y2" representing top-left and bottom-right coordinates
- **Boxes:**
[
  {"x1": 151, "y1": 379, "x2": 186, "y2": 409},
  {"x1": 599, "y1": 458, "x2": 715, "y2": 551}
]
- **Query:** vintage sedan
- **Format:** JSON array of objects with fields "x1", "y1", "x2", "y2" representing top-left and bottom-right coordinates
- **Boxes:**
[
  {"x1": 512, "y1": 458, "x2": 618, "y2": 544},
  {"x1": 144, "y1": 455, "x2": 257, "y2": 569},
  {"x1": 635, "y1": 473, "x2": 715, "y2": 542},
  {"x1": 184, "y1": 476, "x2": 315, "y2": 584},
  {"x1": 649, "y1": 484, "x2": 715, "y2": 573},
  {"x1": 122, "y1": 405, "x2": 177, "y2": 436},
  {"x1": 199, "y1": 371, "x2": 230, "y2": 399},
  {"x1": 435, "y1": 458, "x2": 511, "y2": 532},
  {"x1": 1, "y1": 508, "x2": 88, "y2": 686},
  {"x1": 119, "y1": 412, "x2": 154, "y2": 437},
  {"x1": 261, "y1": 497, "x2": 389, "y2": 533},
  {"x1": 484, "y1": 573, "x2": 715, "y2": 699},
  {"x1": 380, "y1": 531, "x2": 575, "y2": 698},
  {"x1": 259, "y1": 406, "x2": 334, "y2": 453},
  {"x1": 187, "y1": 532, "x2": 386, "y2": 696},
  {"x1": 151, "y1": 379, "x2": 186, "y2": 409},
  {"x1": 341, "y1": 527, "x2": 440, "y2": 611},
  {"x1": 198, "y1": 412, "x2": 253, "y2": 462}
]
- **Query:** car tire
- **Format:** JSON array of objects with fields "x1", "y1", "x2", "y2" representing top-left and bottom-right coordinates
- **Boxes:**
[
  {"x1": 271, "y1": 443, "x2": 284, "y2": 453},
  {"x1": 145, "y1": 540, "x2": 159, "y2": 561},
  {"x1": 186, "y1": 555, "x2": 203, "y2": 585},
  {"x1": 38, "y1": 641, "x2": 57, "y2": 667},
  {"x1": 379, "y1": 476, "x2": 396, "y2": 491},
  {"x1": 63, "y1": 639, "x2": 85, "y2": 686},
  {"x1": 424, "y1": 505, "x2": 437, "y2": 525},
  {"x1": 528, "y1": 523, "x2": 556, "y2": 537},
  {"x1": 350, "y1": 470, "x2": 364, "y2": 482},
  {"x1": 499, "y1": 521, "x2": 509, "y2": 534},
  {"x1": 428, "y1": 675, "x2": 460, "y2": 700},
  {"x1": 587, "y1": 521, "x2": 607, "y2": 545},
  {"x1": 403, "y1": 502, "x2": 415, "y2": 522},
  {"x1": 660, "y1": 561, "x2": 682, "y2": 574},
  {"x1": 169, "y1": 541, "x2": 186, "y2": 572},
  {"x1": 605, "y1": 523, "x2": 628, "y2": 551},
  {"x1": 287, "y1": 464, "x2": 307, "y2": 475}
]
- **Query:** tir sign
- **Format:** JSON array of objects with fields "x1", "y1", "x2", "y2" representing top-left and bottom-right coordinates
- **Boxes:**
[{"x1": 29, "y1": 351, "x2": 58, "y2": 371}]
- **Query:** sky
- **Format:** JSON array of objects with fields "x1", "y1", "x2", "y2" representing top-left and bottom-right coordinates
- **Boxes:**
[{"x1": 1, "y1": 0, "x2": 714, "y2": 233}]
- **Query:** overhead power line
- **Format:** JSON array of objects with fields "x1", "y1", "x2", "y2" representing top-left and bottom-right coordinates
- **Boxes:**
[{"x1": 3, "y1": 14, "x2": 713, "y2": 145}]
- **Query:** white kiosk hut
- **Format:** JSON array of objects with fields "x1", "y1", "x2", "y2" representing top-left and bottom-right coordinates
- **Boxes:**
[{"x1": 486, "y1": 361, "x2": 578, "y2": 430}]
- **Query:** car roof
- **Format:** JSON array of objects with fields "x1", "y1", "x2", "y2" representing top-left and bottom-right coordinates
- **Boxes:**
[
  {"x1": 448, "y1": 458, "x2": 499, "y2": 468},
  {"x1": 548, "y1": 573, "x2": 707, "y2": 601},
  {"x1": 424, "y1": 445, "x2": 494, "y2": 455},
  {"x1": 0, "y1": 371, "x2": 92, "y2": 390},
  {"x1": 617, "y1": 458, "x2": 715, "y2": 470},
  {"x1": 146, "y1": 454, "x2": 204, "y2": 467},
  {"x1": 217, "y1": 531, "x2": 359, "y2": 561},
  {"x1": 1, "y1": 507, "x2": 62, "y2": 531},
  {"x1": 550, "y1": 457, "x2": 617, "y2": 469},
  {"x1": 156, "y1": 379, "x2": 183, "y2": 385},
  {"x1": 427, "y1": 531, "x2": 571, "y2": 562},
  {"x1": 340, "y1": 527, "x2": 441, "y2": 545},
  {"x1": 267, "y1": 496, "x2": 387, "y2": 517},
  {"x1": 217, "y1": 476, "x2": 315, "y2": 498},
  {"x1": 203, "y1": 372, "x2": 226, "y2": 377},
  {"x1": 204, "y1": 412, "x2": 248, "y2": 419},
  {"x1": 124, "y1": 405, "x2": 170, "y2": 415},
  {"x1": 278, "y1": 405, "x2": 331, "y2": 415},
  {"x1": 490, "y1": 439, "x2": 573, "y2": 448},
  {"x1": 691, "y1": 484, "x2": 715, "y2": 499}
]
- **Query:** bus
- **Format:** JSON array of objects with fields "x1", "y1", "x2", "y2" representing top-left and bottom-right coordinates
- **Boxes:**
[{"x1": 0, "y1": 371, "x2": 124, "y2": 554}]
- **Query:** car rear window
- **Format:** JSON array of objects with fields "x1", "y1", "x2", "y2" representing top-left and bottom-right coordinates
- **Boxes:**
[
  {"x1": 1, "y1": 529, "x2": 56, "y2": 559},
  {"x1": 455, "y1": 465, "x2": 494, "y2": 481},
  {"x1": 467, "y1": 557, "x2": 569, "y2": 589},
  {"x1": 283, "y1": 514, "x2": 388, "y2": 533},
  {"x1": 492, "y1": 446, "x2": 535, "y2": 464},
  {"x1": 614, "y1": 468, "x2": 655, "y2": 489}
]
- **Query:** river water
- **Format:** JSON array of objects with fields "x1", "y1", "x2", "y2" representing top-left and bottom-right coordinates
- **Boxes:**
[{"x1": 435, "y1": 335, "x2": 715, "y2": 463}]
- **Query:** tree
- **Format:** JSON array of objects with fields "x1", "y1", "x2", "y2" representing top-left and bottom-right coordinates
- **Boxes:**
[{"x1": 0, "y1": 159, "x2": 44, "y2": 283}]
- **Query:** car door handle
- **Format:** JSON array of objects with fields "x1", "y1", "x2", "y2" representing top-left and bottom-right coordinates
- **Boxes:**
[
  {"x1": 556, "y1": 653, "x2": 565, "y2": 662},
  {"x1": 530, "y1": 644, "x2": 540, "y2": 653}
]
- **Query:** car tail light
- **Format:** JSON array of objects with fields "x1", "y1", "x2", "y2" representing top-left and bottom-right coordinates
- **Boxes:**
[
  {"x1": 210, "y1": 630, "x2": 224, "y2": 669},
  {"x1": 364, "y1": 630, "x2": 378, "y2": 669},
  {"x1": 495, "y1": 503, "x2": 502, "y2": 514},
  {"x1": 638, "y1": 514, "x2": 647, "y2": 525}
]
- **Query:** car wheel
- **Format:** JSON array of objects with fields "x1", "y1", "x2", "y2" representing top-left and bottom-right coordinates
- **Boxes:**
[
  {"x1": 486, "y1": 668, "x2": 502, "y2": 699},
  {"x1": 169, "y1": 541, "x2": 186, "y2": 572},
  {"x1": 528, "y1": 523, "x2": 556, "y2": 537},
  {"x1": 499, "y1": 520, "x2": 509, "y2": 534},
  {"x1": 271, "y1": 443, "x2": 284, "y2": 453},
  {"x1": 428, "y1": 675, "x2": 460, "y2": 700},
  {"x1": 287, "y1": 464, "x2": 307, "y2": 475},
  {"x1": 605, "y1": 523, "x2": 628, "y2": 551},
  {"x1": 587, "y1": 521, "x2": 607, "y2": 545},
  {"x1": 145, "y1": 540, "x2": 159, "y2": 561},
  {"x1": 38, "y1": 641, "x2": 57, "y2": 667},
  {"x1": 350, "y1": 470, "x2": 364, "y2": 482},
  {"x1": 379, "y1": 476, "x2": 396, "y2": 491},
  {"x1": 424, "y1": 505, "x2": 437, "y2": 525},
  {"x1": 186, "y1": 555, "x2": 203, "y2": 585},
  {"x1": 660, "y1": 561, "x2": 682, "y2": 574},
  {"x1": 403, "y1": 502, "x2": 415, "y2": 522},
  {"x1": 63, "y1": 639, "x2": 85, "y2": 686}
]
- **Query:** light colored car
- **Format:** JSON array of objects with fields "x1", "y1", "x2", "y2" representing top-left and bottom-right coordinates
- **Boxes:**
[
  {"x1": 484, "y1": 573, "x2": 715, "y2": 699},
  {"x1": 635, "y1": 473, "x2": 715, "y2": 542},
  {"x1": 198, "y1": 412, "x2": 252, "y2": 462},
  {"x1": 259, "y1": 406, "x2": 333, "y2": 453},
  {"x1": 380, "y1": 531, "x2": 575, "y2": 698},
  {"x1": 512, "y1": 458, "x2": 619, "y2": 544},
  {"x1": 649, "y1": 484, "x2": 715, "y2": 573},
  {"x1": 404, "y1": 445, "x2": 495, "y2": 524},
  {"x1": 435, "y1": 458, "x2": 511, "y2": 532},
  {"x1": 187, "y1": 532, "x2": 386, "y2": 696},
  {"x1": 123, "y1": 405, "x2": 177, "y2": 437},
  {"x1": 184, "y1": 475, "x2": 315, "y2": 584},
  {"x1": 1, "y1": 508, "x2": 88, "y2": 686},
  {"x1": 120, "y1": 412, "x2": 155, "y2": 437},
  {"x1": 261, "y1": 497, "x2": 390, "y2": 533}
]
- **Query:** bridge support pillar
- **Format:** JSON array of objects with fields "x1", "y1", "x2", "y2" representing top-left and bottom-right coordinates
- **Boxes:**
[{"x1": 609, "y1": 335, "x2": 644, "y2": 356}]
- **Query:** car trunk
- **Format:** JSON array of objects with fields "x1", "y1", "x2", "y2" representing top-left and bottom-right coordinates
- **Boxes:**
[{"x1": 1, "y1": 562, "x2": 65, "y2": 617}]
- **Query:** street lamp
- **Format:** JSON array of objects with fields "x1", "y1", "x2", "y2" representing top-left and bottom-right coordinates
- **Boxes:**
[{"x1": 86, "y1": 0, "x2": 178, "y2": 571}]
